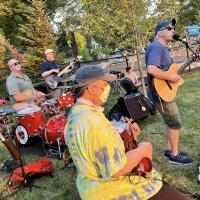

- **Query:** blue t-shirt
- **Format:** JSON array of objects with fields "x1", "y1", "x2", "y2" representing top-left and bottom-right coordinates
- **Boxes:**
[
  {"x1": 40, "y1": 60, "x2": 60, "y2": 74},
  {"x1": 145, "y1": 40, "x2": 173, "y2": 103}
]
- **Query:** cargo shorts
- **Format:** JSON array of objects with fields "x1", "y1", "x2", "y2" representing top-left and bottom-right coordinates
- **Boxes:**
[{"x1": 155, "y1": 100, "x2": 182, "y2": 129}]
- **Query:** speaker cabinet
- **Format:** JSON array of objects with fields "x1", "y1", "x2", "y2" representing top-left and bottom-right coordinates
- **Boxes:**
[{"x1": 117, "y1": 92, "x2": 150, "y2": 121}]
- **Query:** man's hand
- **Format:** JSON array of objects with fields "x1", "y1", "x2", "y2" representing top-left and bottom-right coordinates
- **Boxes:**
[
  {"x1": 138, "y1": 142, "x2": 153, "y2": 160},
  {"x1": 169, "y1": 73, "x2": 181, "y2": 83},
  {"x1": 125, "y1": 118, "x2": 141, "y2": 137},
  {"x1": 52, "y1": 69, "x2": 59, "y2": 74}
]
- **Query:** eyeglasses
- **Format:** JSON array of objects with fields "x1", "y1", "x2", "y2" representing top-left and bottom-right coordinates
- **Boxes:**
[
  {"x1": 10, "y1": 61, "x2": 20, "y2": 67},
  {"x1": 159, "y1": 26, "x2": 175, "y2": 32}
]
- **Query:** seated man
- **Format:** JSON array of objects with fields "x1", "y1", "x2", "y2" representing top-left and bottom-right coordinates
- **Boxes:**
[
  {"x1": 6, "y1": 58, "x2": 45, "y2": 115},
  {"x1": 65, "y1": 65, "x2": 192, "y2": 200}
]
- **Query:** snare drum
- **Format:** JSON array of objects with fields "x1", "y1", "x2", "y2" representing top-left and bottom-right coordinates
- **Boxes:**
[
  {"x1": 15, "y1": 109, "x2": 44, "y2": 144},
  {"x1": 44, "y1": 116, "x2": 67, "y2": 147},
  {"x1": 57, "y1": 92, "x2": 74, "y2": 108}
]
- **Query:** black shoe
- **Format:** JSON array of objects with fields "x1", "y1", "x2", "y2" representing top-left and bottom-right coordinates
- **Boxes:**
[
  {"x1": 164, "y1": 150, "x2": 188, "y2": 159},
  {"x1": 169, "y1": 153, "x2": 193, "y2": 165}
]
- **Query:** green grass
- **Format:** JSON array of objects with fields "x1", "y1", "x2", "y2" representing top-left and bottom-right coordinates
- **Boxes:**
[{"x1": 0, "y1": 72, "x2": 200, "y2": 199}]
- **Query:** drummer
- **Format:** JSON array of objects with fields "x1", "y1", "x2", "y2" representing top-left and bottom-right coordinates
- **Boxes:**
[{"x1": 6, "y1": 58, "x2": 45, "y2": 115}]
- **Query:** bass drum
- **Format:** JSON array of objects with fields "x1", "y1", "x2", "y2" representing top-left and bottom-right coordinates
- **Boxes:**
[
  {"x1": 44, "y1": 116, "x2": 67, "y2": 147},
  {"x1": 16, "y1": 110, "x2": 44, "y2": 137}
]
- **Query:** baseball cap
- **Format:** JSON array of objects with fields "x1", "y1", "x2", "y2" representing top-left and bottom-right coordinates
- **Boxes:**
[
  {"x1": 74, "y1": 64, "x2": 117, "y2": 87},
  {"x1": 155, "y1": 19, "x2": 176, "y2": 35},
  {"x1": 45, "y1": 49, "x2": 54, "y2": 55}
]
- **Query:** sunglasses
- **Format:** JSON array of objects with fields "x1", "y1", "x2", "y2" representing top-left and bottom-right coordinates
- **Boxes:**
[
  {"x1": 160, "y1": 26, "x2": 175, "y2": 32},
  {"x1": 10, "y1": 61, "x2": 20, "y2": 67}
]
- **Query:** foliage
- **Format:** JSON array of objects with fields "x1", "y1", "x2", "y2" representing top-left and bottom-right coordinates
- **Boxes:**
[
  {"x1": 74, "y1": 32, "x2": 91, "y2": 61},
  {"x1": 0, "y1": 0, "x2": 28, "y2": 46},
  {"x1": 79, "y1": 0, "x2": 153, "y2": 52},
  {"x1": 0, "y1": 32, "x2": 13, "y2": 68},
  {"x1": 178, "y1": 0, "x2": 200, "y2": 25},
  {"x1": 19, "y1": 0, "x2": 57, "y2": 81}
]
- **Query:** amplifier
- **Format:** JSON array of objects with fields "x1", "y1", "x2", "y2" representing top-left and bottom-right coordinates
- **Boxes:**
[{"x1": 117, "y1": 92, "x2": 151, "y2": 121}]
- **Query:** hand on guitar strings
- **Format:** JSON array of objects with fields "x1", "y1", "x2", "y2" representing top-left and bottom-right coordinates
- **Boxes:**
[
  {"x1": 124, "y1": 118, "x2": 141, "y2": 137},
  {"x1": 168, "y1": 73, "x2": 181, "y2": 83}
]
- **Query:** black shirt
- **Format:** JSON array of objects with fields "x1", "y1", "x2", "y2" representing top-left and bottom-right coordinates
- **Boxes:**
[{"x1": 40, "y1": 60, "x2": 60, "y2": 74}]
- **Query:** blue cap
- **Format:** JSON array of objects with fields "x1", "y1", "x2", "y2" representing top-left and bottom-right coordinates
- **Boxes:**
[
  {"x1": 155, "y1": 19, "x2": 176, "y2": 35},
  {"x1": 74, "y1": 64, "x2": 117, "y2": 87}
]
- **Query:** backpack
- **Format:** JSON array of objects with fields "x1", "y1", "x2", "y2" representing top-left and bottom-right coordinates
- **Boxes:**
[{"x1": 7, "y1": 158, "x2": 53, "y2": 190}]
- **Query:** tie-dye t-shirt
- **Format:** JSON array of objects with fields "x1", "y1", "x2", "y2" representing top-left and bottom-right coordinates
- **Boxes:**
[{"x1": 65, "y1": 104, "x2": 162, "y2": 200}]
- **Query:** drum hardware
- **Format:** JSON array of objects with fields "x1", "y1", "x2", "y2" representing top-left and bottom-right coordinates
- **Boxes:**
[{"x1": 57, "y1": 138, "x2": 62, "y2": 159}]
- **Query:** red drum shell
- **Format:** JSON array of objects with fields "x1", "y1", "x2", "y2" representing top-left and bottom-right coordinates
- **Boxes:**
[
  {"x1": 44, "y1": 116, "x2": 67, "y2": 147},
  {"x1": 57, "y1": 92, "x2": 74, "y2": 108},
  {"x1": 17, "y1": 110, "x2": 44, "y2": 136}
]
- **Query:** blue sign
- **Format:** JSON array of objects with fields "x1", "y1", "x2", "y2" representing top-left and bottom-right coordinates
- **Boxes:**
[{"x1": 186, "y1": 25, "x2": 200, "y2": 36}]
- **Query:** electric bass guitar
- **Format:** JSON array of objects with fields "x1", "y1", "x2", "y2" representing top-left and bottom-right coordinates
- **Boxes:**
[
  {"x1": 153, "y1": 56, "x2": 196, "y2": 102},
  {"x1": 44, "y1": 63, "x2": 73, "y2": 89}
]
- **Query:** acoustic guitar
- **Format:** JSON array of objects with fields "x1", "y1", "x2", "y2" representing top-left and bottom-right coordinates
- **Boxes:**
[
  {"x1": 153, "y1": 57, "x2": 196, "y2": 102},
  {"x1": 44, "y1": 63, "x2": 73, "y2": 89}
]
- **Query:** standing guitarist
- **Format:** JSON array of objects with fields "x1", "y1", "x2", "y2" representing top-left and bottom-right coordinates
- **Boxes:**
[
  {"x1": 145, "y1": 19, "x2": 193, "y2": 165},
  {"x1": 40, "y1": 49, "x2": 70, "y2": 98}
]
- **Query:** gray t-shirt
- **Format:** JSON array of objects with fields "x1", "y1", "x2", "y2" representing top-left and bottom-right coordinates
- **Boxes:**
[
  {"x1": 145, "y1": 40, "x2": 173, "y2": 102},
  {"x1": 6, "y1": 73, "x2": 34, "y2": 99}
]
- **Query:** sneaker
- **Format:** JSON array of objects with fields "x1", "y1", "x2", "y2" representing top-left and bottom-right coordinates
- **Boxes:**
[
  {"x1": 164, "y1": 150, "x2": 188, "y2": 159},
  {"x1": 164, "y1": 150, "x2": 171, "y2": 159},
  {"x1": 169, "y1": 153, "x2": 193, "y2": 165}
]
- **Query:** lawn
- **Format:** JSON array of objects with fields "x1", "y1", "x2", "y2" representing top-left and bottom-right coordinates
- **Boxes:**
[{"x1": 0, "y1": 72, "x2": 200, "y2": 200}]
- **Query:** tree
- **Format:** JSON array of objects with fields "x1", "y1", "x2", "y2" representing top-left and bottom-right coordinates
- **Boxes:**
[
  {"x1": 80, "y1": 0, "x2": 152, "y2": 53},
  {"x1": 0, "y1": 0, "x2": 28, "y2": 46},
  {"x1": 74, "y1": 31, "x2": 91, "y2": 61},
  {"x1": 178, "y1": 0, "x2": 200, "y2": 25},
  {"x1": 20, "y1": 0, "x2": 57, "y2": 80},
  {"x1": 0, "y1": 32, "x2": 13, "y2": 69}
]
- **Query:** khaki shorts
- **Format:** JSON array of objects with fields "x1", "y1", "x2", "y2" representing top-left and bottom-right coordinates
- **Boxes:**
[{"x1": 155, "y1": 101, "x2": 182, "y2": 129}]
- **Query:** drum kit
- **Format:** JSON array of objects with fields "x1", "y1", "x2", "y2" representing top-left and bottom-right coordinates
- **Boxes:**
[{"x1": 0, "y1": 90, "x2": 75, "y2": 151}]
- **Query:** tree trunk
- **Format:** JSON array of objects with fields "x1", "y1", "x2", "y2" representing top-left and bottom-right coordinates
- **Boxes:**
[{"x1": 136, "y1": 52, "x2": 147, "y2": 97}]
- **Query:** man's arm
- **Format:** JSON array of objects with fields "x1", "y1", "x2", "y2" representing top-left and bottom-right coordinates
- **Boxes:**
[
  {"x1": 111, "y1": 142, "x2": 153, "y2": 178},
  {"x1": 13, "y1": 89, "x2": 45, "y2": 102},
  {"x1": 147, "y1": 65, "x2": 181, "y2": 83},
  {"x1": 41, "y1": 69, "x2": 59, "y2": 78}
]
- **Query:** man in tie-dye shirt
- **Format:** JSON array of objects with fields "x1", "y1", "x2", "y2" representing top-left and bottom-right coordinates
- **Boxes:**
[{"x1": 65, "y1": 64, "x2": 192, "y2": 200}]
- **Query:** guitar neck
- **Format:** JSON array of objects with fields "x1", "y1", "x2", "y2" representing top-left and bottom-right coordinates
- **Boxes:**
[
  {"x1": 177, "y1": 58, "x2": 195, "y2": 75},
  {"x1": 57, "y1": 64, "x2": 73, "y2": 77}
]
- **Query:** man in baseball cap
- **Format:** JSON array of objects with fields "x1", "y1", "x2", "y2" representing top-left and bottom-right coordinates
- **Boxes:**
[
  {"x1": 155, "y1": 18, "x2": 176, "y2": 35},
  {"x1": 145, "y1": 19, "x2": 193, "y2": 165},
  {"x1": 65, "y1": 63, "x2": 193, "y2": 200}
]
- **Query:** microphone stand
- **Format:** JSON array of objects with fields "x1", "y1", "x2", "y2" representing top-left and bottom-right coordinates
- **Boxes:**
[{"x1": 183, "y1": 42, "x2": 200, "y2": 69}]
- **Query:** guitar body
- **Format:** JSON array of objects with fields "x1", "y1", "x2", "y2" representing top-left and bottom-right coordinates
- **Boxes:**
[
  {"x1": 120, "y1": 130, "x2": 152, "y2": 175},
  {"x1": 153, "y1": 63, "x2": 184, "y2": 102},
  {"x1": 44, "y1": 75, "x2": 64, "y2": 89}
]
